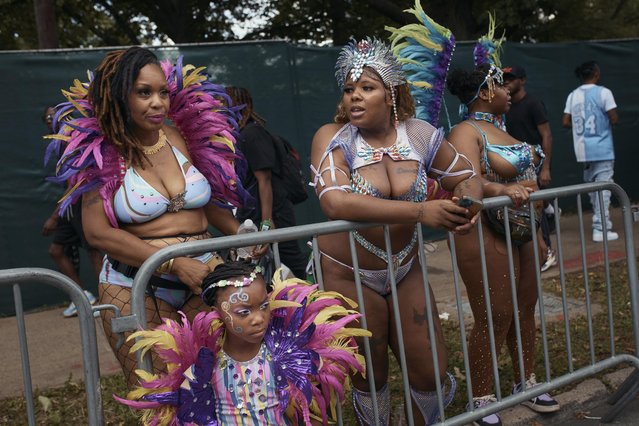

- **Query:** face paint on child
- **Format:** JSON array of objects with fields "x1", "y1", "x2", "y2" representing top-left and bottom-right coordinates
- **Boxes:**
[
  {"x1": 215, "y1": 276, "x2": 271, "y2": 344},
  {"x1": 221, "y1": 287, "x2": 250, "y2": 334}
]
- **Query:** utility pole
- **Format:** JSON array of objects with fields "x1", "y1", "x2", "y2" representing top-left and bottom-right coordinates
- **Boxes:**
[{"x1": 33, "y1": 0, "x2": 59, "y2": 49}]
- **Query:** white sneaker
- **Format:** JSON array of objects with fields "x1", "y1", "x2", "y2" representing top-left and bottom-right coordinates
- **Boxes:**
[
  {"x1": 467, "y1": 394, "x2": 502, "y2": 426},
  {"x1": 62, "y1": 290, "x2": 97, "y2": 318},
  {"x1": 541, "y1": 249, "x2": 557, "y2": 272},
  {"x1": 84, "y1": 290, "x2": 97, "y2": 305},
  {"x1": 512, "y1": 374, "x2": 560, "y2": 413},
  {"x1": 62, "y1": 302, "x2": 77, "y2": 318},
  {"x1": 593, "y1": 229, "x2": 619, "y2": 242}
]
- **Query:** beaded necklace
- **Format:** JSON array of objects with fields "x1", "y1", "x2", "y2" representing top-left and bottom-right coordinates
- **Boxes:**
[{"x1": 469, "y1": 112, "x2": 506, "y2": 131}]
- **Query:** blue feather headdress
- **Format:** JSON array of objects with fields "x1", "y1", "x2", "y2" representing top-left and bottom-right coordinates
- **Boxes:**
[
  {"x1": 473, "y1": 12, "x2": 504, "y2": 68},
  {"x1": 456, "y1": 12, "x2": 505, "y2": 119},
  {"x1": 386, "y1": 0, "x2": 455, "y2": 127}
]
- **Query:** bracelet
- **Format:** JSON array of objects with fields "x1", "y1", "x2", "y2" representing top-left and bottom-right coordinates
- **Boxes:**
[
  {"x1": 156, "y1": 258, "x2": 174, "y2": 275},
  {"x1": 417, "y1": 203, "x2": 424, "y2": 222},
  {"x1": 260, "y1": 218, "x2": 272, "y2": 231}
]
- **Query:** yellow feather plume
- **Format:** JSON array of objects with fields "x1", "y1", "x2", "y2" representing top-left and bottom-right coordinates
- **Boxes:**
[
  {"x1": 209, "y1": 135, "x2": 236, "y2": 152},
  {"x1": 128, "y1": 329, "x2": 179, "y2": 359}
]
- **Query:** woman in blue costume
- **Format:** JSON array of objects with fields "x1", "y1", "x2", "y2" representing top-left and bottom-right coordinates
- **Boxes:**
[
  {"x1": 447, "y1": 64, "x2": 560, "y2": 426},
  {"x1": 46, "y1": 47, "x2": 255, "y2": 387},
  {"x1": 310, "y1": 38, "x2": 482, "y2": 425}
]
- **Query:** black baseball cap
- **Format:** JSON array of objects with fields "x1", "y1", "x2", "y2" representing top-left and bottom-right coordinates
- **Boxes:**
[{"x1": 502, "y1": 65, "x2": 526, "y2": 79}]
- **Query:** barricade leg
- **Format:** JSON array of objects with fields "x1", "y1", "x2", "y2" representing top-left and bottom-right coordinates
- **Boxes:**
[
  {"x1": 14, "y1": 284, "x2": 36, "y2": 426},
  {"x1": 603, "y1": 369, "x2": 639, "y2": 422}
]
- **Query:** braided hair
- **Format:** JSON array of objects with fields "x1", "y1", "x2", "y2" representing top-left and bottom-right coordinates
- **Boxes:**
[
  {"x1": 89, "y1": 46, "x2": 160, "y2": 168},
  {"x1": 201, "y1": 260, "x2": 262, "y2": 307},
  {"x1": 225, "y1": 86, "x2": 266, "y2": 129},
  {"x1": 574, "y1": 60, "x2": 599, "y2": 82}
]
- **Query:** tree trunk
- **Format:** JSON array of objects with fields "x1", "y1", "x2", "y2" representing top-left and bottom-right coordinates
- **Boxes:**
[
  {"x1": 330, "y1": 0, "x2": 348, "y2": 45},
  {"x1": 33, "y1": 0, "x2": 58, "y2": 49}
]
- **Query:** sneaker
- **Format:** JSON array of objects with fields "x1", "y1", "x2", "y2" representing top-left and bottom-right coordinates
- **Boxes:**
[
  {"x1": 593, "y1": 229, "x2": 619, "y2": 242},
  {"x1": 84, "y1": 290, "x2": 97, "y2": 305},
  {"x1": 62, "y1": 290, "x2": 97, "y2": 318},
  {"x1": 540, "y1": 249, "x2": 557, "y2": 272},
  {"x1": 467, "y1": 394, "x2": 502, "y2": 426},
  {"x1": 62, "y1": 301, "x2": 78, "y2": 318},
  {"x1": 512, "y1": 373, "x2": 560, "y2": 413}
]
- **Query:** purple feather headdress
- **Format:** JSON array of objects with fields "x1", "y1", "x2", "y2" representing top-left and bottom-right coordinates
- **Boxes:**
[
  {"x1": 473, "y1": 12, "x2": 504, "y2": 68},
  {"x1": 44, "y1": 56, "x2": 250, "y2": 228}
]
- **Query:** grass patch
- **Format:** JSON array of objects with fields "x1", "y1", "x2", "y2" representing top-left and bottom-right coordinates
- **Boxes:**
[
  {"x1": 0, "y1": 374, "x2": 137, "y2": 426},
  {"x1": 1, "y1": 259, "x2": 636, "y2": 425}
]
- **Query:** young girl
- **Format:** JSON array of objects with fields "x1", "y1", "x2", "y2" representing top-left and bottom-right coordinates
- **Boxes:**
[{"x1": 116, "y1": 261, "x2": 370, "y2": 425}]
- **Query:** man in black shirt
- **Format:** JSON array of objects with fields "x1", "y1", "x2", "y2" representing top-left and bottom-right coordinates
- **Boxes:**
[{"x1": 504, "y1": 65, "x2": 557, "y2": 271}]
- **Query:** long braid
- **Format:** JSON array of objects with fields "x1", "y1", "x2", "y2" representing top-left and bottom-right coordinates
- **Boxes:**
[
  {"x1": 89, "y1": 47, "x2": 159, "y2": 168},
  {"x1": 225, "y1": 86, "x2": 266, "y2": 129}
]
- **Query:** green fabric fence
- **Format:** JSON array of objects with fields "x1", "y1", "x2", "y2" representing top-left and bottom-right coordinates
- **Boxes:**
[{"x1": 1, "y1": 39, "x2": 637, "y2": 314}]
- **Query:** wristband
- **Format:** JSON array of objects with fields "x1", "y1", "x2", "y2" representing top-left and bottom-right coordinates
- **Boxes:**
[{"x1": 260, "y1": 219, "x2": 272, "y2": 231}]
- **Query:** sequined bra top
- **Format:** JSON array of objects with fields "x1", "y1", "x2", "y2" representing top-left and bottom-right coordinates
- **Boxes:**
[
  {"x1": 465, "y1": 120, "x2": 544, "y2": 183},
  {"x1": 113, "y1": 144, "x2": 211, "y2": 224},
  {"x1": 329, "y1": 119, "x2": 443, "y2": 202}
]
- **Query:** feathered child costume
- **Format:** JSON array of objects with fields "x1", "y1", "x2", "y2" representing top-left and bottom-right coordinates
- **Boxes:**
[{"x1": 114, "y1": 269, "x2": 370, "y2": 425}]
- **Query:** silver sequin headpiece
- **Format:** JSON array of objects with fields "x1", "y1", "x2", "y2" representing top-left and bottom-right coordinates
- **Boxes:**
[{"x1": 335, "y1": 38, "x2": 405, "y2": 89}]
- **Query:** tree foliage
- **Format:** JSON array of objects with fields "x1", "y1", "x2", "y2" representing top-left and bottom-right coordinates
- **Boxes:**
[{"x1": 1, "y1": 0, "x2": 637, "y2": 51}]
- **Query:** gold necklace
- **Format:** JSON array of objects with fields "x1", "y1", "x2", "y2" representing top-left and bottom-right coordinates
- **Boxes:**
[{"x1": 141, "y1": 129, "x2": 167, "y2": 155}]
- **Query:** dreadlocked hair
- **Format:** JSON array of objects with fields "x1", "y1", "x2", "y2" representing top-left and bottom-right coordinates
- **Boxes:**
[
  {"x1": 574, "y1": 60, "x2": 599, "y2": 82},
  {"x1": 446, "y1": 64, "x2": 493, "y2": 105},
  {"x1": 333, "y1": 67, "x2": 415, "y2": 124},
  {"x1": 201, "y1": 260, "x2": 263, "y2": 307},
  {"x1": 89, "y1": 47, "x2": 160, "y2": 168},
  {"x1": 225, "y1": 86, "x2": 266, "y2": 129}
]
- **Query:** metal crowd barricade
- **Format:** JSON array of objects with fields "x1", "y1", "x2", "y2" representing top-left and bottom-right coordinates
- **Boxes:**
[
  {"x1": 120, "y1": 182, "x2": 638, "y2": 426},
  {"x1": 0, "y1": 268, "x2": 104, "y2": 426},
  {"x1": 445, "y1": 181, "x2": 639, "y2": 426}
]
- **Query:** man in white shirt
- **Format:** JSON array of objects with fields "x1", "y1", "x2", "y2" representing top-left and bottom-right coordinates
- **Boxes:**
[{"x1": 562, "y1": 61, "x2": 619, "y2": 242}]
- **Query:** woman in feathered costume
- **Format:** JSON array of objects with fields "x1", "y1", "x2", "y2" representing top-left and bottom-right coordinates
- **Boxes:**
[
  {"x1": 308, "y1": 2, "x2": 483, "y2": 424},
  {"x1": 115, "y1": 261, "x2": 370, "y2": 425},
  {"x1": 45, "y1": 46, "x2": 257, "y2": 386}
]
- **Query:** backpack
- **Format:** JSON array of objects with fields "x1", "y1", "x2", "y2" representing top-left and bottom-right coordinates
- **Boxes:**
[{"x1": 270, "y1": 133, "x2": 309, "y2": 204}]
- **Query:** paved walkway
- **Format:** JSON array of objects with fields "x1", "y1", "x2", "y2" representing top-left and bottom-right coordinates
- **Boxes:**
[{"x1": 1, "y1": 207, "x2": 638, "y2": 423}]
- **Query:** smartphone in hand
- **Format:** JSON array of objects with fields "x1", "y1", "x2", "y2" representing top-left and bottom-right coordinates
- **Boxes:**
[{"x1": 457, "y1": 195, "x2": 483, "y2": 217}]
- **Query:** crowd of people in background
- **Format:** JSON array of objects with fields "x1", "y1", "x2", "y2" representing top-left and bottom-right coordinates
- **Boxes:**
[{"x1": 39, "y1": 21, "x2": 620, "y2": 424}]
